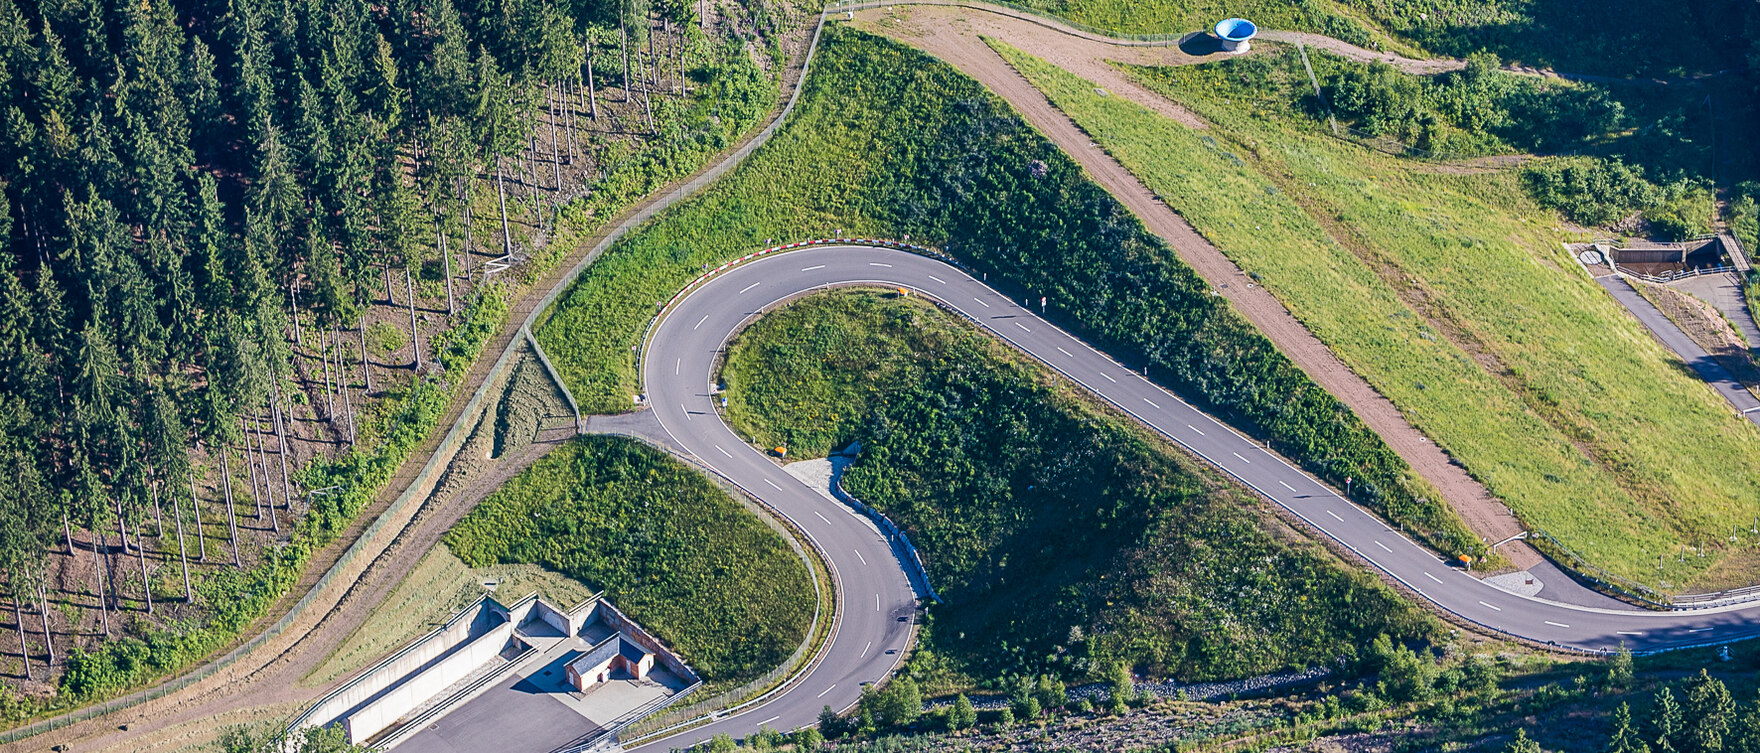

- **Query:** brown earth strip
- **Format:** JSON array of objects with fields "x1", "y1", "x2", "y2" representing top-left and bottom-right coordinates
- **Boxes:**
[{"x1": 853, "y1": 6, "x2": 1540, "y2": 569}]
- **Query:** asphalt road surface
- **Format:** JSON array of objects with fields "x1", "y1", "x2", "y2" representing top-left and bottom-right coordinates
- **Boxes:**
[
  {"x1": 1597, "y1": 276, "x2": 1760, "y2": 427},
  {"x1": 631, "y1": 243, "x2": 1760, "y2": 750}
]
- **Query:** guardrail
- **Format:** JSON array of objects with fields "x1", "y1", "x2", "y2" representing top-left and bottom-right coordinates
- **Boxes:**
[
  {"x1": 553, "y1": 680, "x2": 704, "y2": 753},
  {"x1": 1528, "y1": 529, "x2": 1760, "y2": 611},
  {"x1": 823, "y1": 0, "x2": 1187, "y2": 44},
  {"x1": 834, "y1": 476, "x2": 942, "y2": 603}
]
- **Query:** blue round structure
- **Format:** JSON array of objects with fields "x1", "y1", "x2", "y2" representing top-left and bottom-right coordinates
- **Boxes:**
[{"x1": 1214, "y1": 18, "x2": 1257, "y2": 52}]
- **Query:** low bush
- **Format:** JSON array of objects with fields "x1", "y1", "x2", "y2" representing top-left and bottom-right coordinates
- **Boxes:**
[
  {"x1": 444, "y1": 435, "x2": 815, "y2": 684},
  {"x1": 723, "y1": 291, "x2": 1431, "y2": 686}
]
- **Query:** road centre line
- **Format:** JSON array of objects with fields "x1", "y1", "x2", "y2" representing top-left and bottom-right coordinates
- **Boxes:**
[
  {"x1": 1145, "y1": 398, "x2": 1161, "y2": 409},
  {"x1": 1187, "y1": 424, "x2": 1205, "y2": 436},
  {"x1": 1375, "y1": 541, "x2": 1392, "y2": 553},
  {"x1": 1015, "y1": 322, "x2": 1031, "y2": 332},
  {"x1": 760, "y1": 716, "x2": 780, "y2": 726},
  {"x1": 875, "y1": 594, "x2": 880, "y2": 612},
  {"x1": 1100, "y1": 373, "x2": 1117, "y2": 383},
  {"x1": 739, "y1": 282, "x2": 761, "y2": 294},
  {"x1": 681, "y1": 403, "x2": 690, "y2": 420},
  {"x1": 817, "y1": 685, "x2": 836, "y2": 698},
  {"x1": 1545, "y1": 621, "x2": 1571, "y2": 628},
  {"x1": 764, "y1": 478, "x2": 782, "y2": 490},
  {"x1": 927, "y1": 275, "x2": 946, "y2": 284},
  {"x1": 715, "y1": 445, "x2": 732, "y2": 458},
  {"x1": 1688, "y1": 627, "x2": 1715, "y2": 633},
  {"x1": 1278, "y1": 480, "x2": 1296, "y2": 491},
  {"x1": 1617, "y1": 631, "x2": 1645, "y2": 636},
  {"x1": 694, "y1": 315, "x2": 710, "y2": 330},
  {"x1": 675, "y1": 359, "x2": 680, "y2": 375},
  {"x1": 1056, "y1": 346, "x2": 1074, "y2": 357},
  {"x1": 1326, "y1": 510, "x2": 1344, "y2": 522},
  {"x1": 854, "y1": 549, "x2": 867, "y2": 565},
  {"x1": 801, "y1": 265, "x2": 826, "y2": 271},
  {"x1": 973, "y1": 297, "x2": 990, "y2": 308},
  {"x1": 815, "y1": 511, "x2": 832, "y2": 525},
  {"x1": 1479, "y1": 601, "x2": 1502, "y2": 612},
  {"x1": 860, "y1": 642, "x2": 871, "y2": 658},
  {"x1": 1231, "y1": 451, "x2": 1250, "y2": 463},
  {"x1": 868, "y1": 262, "x2": 893, "y2": 267},
  {"x1": 1424, "y1": 572, "x2": 1444, "y2": 584}
]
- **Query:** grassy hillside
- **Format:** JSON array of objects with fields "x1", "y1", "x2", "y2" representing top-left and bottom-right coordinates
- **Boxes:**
[
  {"x1": 536, "y1": 25, "x2": 1481, "y2": 561},
  {"x1": 986, "y1": 40, "x2": 1760, "y2": 589},
  {"x1": 721, "y1": 289, "x2": 1430, "y2": 687},
  {"x1": 444, "y1": 436, "x2": 815, "y2": 684}
]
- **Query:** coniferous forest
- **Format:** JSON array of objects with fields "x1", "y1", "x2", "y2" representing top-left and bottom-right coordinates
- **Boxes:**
[{"x1": 0, "y1": 0, "x2": 798, "y2": 717}]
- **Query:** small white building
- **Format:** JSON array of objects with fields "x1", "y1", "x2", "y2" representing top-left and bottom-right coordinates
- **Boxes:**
[{"x1": 567, "y1": 635, "x2": 657, "y2": 691}]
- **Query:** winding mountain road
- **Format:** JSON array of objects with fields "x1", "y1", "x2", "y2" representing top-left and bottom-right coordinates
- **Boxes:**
[{"x1": 632, "y1": 242, "x2": 1760, "y2": 748}]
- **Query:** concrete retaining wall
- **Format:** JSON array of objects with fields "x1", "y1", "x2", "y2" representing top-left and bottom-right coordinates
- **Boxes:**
[{"x1": 344, "y1": 620, "x2": 515, "y2": 743}]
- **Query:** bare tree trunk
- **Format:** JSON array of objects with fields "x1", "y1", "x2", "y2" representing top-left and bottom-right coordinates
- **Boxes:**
[
  {"x1": 131, "y1": 517, "x2": 152, "y2": 614},
  {"x1": 339, "y1": 326, "x2": 358, "y2": 446},
  {"x1": 549, "y1": 82, "x2": 562, "y2": 191},
  {"x1": 357, "y1": 325, "x2": 373, "y2": 393},
  {"x1": 12, "y1": 595, "x2": 32, "y2": 681},
  {"x1": 252, "y1": 413, "x2": 276, "y2": 519},
  {"x1": 94, "y1": 534, "x2": 111, "y2": 637},
  {"x1": 171, "y1": 492, "x2": 192, "y2": 601},
  {"x1": 622, "y1": 19, "x2": 631, "y2": 104},
  {"x1": 288, "y1": 283, "x2": 304, "y2": 349},
  {"x1": 459, "y1": 181, "x2": 475, "y2": 279},
  {"x1": 270, "y1": 381, "x2": 294, "y2": 531},
  {"x1": 218, "y1": 451, "x2": 242, "y2": 567},
  {"x1": 495, "y1": 159, "x2": 513, "y2": 258},
  {"x1": 438, "y1": 215, "x2": 456, "y2": 316},
  {"x1": 383, "y1": 263, "x2": 396, "y2": 305},
  {"x1": 587, "y1": 58, "x2": 599, "y2": 120},
  {"x1": 150, "y1": 482, "x2": 164, "y2": 538},
  {"x1": 61, "y1": 512, "x2": 73, "y2": 557},
  {"x1": 240, "y1": 417, "x2": 264, "y2": 521},
  {"x1": 34, "y1": 583, "x2": 54, "y2": 666},
  {"x1": 405, "y1": 268, "x2": 421, "y2": 371},
  {"x1": 189, "y1": 475, "x2": 206, "y2": 561},
  {"x1": 112, "y1": 496, "x2": 130, "y2": 554},
  {"x1": 320, "y1": 328, "x2": 336, "y2": 421}
]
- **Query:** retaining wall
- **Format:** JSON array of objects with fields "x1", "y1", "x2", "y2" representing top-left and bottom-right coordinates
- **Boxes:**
[{"x1": 343, "y1": 620, "x2": 516, "y2": 743}]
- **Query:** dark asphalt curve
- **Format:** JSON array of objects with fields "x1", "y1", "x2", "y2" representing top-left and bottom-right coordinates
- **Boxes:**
[{"x1": 632, "y1": 244, "x2": 1760, "y2": 749}]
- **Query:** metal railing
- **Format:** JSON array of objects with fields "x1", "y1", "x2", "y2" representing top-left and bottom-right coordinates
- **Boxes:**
[
  {"x1": 1528, "y1": 529, "x2": 1760, "y2": 611},
  {"x1": 823, "y1": 0, "x2": 1187, "y2": 44}
]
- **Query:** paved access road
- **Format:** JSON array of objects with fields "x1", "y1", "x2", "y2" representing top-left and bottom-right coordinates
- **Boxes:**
[
  {"x1": 1597, "y1": 276, "x2": 1760, "y2": 427},
  {"x1": 634, "y1": 243, "x2": 1760, "y2": 749}
]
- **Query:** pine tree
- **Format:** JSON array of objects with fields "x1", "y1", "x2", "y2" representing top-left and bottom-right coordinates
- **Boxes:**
[
  {"x1": 950, "y1": 693, "x2": 977, "y2": 730},
  {"x1": 1685, "y1": 670, "x2": 1735, "y2": 753},
  {"x1": 1506, "y1": 728, "x2": 1543, "y2": 753},
  {"x1": 1609, "y1": 701, "x2": 1652, "y2": 753},
  {"x1": 1658, "y1": 686, "x2": 1686, "y2": 753}
]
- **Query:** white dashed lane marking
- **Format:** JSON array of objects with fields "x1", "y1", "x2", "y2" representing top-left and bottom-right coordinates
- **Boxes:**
[
  {"x1": 1326, "y1": 510, "x2": 1344, "y2": 522},
  {"x1": 868, "y1": 262, "x2": 893, "y2": 267},
  {"x1": 681, "y1": 403, "x2": 690, "y2": 421},
  {"x1": 817, "y1": 685, "x2": 836, "y2": 698},
  {"x1": 860, "y1": 642, "x2": 871, "y2": 658},
  {"x1": 693, "y1": 315, "x2": 709, "y2": 330},
  {"x1": 1100, "y1": 373, "x2": 1117, "y2": 383},
  {"x1": 1424, "y1": 572, "x2": 1444, "y2": 584},
  {"x1": 1375, "y1": 541, "x2": 1392, "y2": 553},
  {"x1": 675, "y1": 359, "x2": 680, "y2": 375},
  {"x1": 801, "y1": 265, "x2": 826, "y2": 271},
  {"x1": 1145, "y1": 398, "x2": 1161, "y2": 409},
  {"x1": 874, "y1": 594, "x2": 880, "y2": 612},
  {"x1": 715, "y1": 445, "x2": 732, "y2": 458},
  {"x1": 1688, "y1": 627, "x2": 1715, "y2": 633},
  {"x1": 973, "y1": 297, "x2": 990, "y2": 308},
  {"x1": 1479, "y1": 601, "x2": 1502, "y2": 612},
  {"x1": 1278, "y1": 480, "x2": 1296, "y2": 491},
  {"x1": 1545, "y1": 621, "x2": 1571, "y2": 628},
  {"x1": 815, "y1": 511, "x2": 832, "y2": 525},
  {"x1": 927, "y1": 275, "x2": 946, "y2": 284},
  {"x1": 853, "y1": 549, "x2": 867, "y2": 565},
  {"x1": 1015, "y1": 322, "x2": 1031, "y2": 332},
  {"x1": 764, "y1": 478, "x2": 782, "y2": 490},
  {"x1": 1057, "y1": 347, "x2": 1074, "y2": 357},
  {"x1": 1232, "y1": 451, "x2": 1251, "y2": 463},
  {"x1": 739, "y1": 282, "x2": 760, "y2": 294},
  {"x1": 1617, "y1": 631, "x2": 1645, "y2": 636},
  {"x1": 1187, "y1": 425, "x2": 1205, "y2": 436}
]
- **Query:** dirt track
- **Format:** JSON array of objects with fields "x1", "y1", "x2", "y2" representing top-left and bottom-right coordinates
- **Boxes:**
[{"x1": 854, "y1": 4, "x2": 1540, "y2": 569}]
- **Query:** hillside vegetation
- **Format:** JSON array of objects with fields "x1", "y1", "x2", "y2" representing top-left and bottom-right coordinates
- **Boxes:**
[
  {"x1": 721, "y1": 289, "x2": 1430, "y2": 687},
  {"x1": 445, "y1": 435, "x2": 815, "y2": 685},
  {"x1": 985, "y1": 41, "x2": 1760, "y2": 589},
  {"x1": 537, "y1": 25, "x2": 1482, "y2": 561}
]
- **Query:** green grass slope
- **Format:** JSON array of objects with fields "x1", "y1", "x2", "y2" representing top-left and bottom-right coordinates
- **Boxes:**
[
  {"x1": 444, "y1": 436, "x2": 815, "y2": 684},
  {"x1": 722, "y1": 289, "x2": 1430, "y2": 686},
  {"x1": 536, "y1": 25, "x2": 1480, "y2": 561},
  {"x1": 986, "y1": 40, "x2": 1760, "y2": 589}
]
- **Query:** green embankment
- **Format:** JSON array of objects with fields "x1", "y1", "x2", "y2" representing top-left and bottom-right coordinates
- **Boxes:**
[
  {"x1": 985, "y1": 40, "x2": 1760, "y2": 588},
  {"x1": 536, "y1": 25, "x2": 1481, "y2": 561},
  {"x1": 722, "y1": 289, "x2": 1431, "y2": 686},
  {"x1": 444, "y1": 435, "x2": 815, "y2": 685}
]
